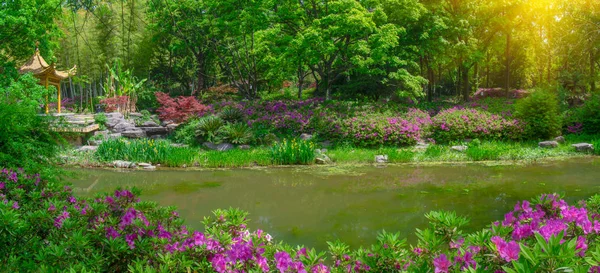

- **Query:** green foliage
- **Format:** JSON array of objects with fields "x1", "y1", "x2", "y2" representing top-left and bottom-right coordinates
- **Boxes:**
[
  {"x1": 271, "y1": 139, "x2": 316, "y2": 165},
  {"x1": 0, "y1": 0, "x2": 62, "y2": 70},
  {"x1": 515, "y1": 89, "x2": 563, "y2": 140},
  {"x1": 574, "y1": 93, "x2": 600, "y2": 134},
  {"x1": 95, "y1": 138, "x2": 195, "y2": 167},
  {"x1": 219, "y1": 123, "x2": 253, "y2": 145},
  {"x1": 0, "y1": 74, "x2": 61, "y2": 179},
  {"x1": 0, "y1": 102, "x2": 61, "y2": 178},
  {"x1": 219, "y1": 107, "x2": 245, "y2": 123},
  {"x1": 592, "y1": 139, "x2": 600, "y2": 156},
  {"x1": 94, "y1": 113, "x2": 108, "y2": 131},
  {"x1": 0, "y1": 74, "x2": 51, "y2": 110},
  {"x1": 195, "y1": 115, "x2": 225, "y2": 143},
  {"x1": 172, "y1": 119, "x2": 201, "y2": 146}
]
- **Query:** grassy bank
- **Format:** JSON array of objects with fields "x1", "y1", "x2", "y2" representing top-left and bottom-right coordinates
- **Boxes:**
[{"x1": 62, "y1": 134, "x2": 599, "y2": 169}]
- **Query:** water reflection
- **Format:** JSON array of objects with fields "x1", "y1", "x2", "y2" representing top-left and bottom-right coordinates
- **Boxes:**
[{"x1": 69, "y1": 158, "x2": 600, "y2": 249}]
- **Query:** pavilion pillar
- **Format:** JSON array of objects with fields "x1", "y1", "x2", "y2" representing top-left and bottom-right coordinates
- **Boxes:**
[
  {"x1": 45, "y1": 77, "x2": 49, "y2": 114},
  {"x1": 57, "y1": 84, "x2": 61, "y2": 113}
]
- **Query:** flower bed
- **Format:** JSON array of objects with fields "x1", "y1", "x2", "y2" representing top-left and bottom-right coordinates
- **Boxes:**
[
  {"x1": 2, "y1": 168, "x2": 600, "y2": 272},
  {"x1": 432, "y1": 108, "x2": 524, "y2": 143}
]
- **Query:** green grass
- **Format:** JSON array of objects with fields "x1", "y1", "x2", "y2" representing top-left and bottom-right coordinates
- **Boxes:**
[
  {"x1": 466, "y1": 142, "x2": 503, "y2": 161},
  {"x1": 199, "y1": 149, "x2": 272, "y2": 168},
  {"x1": 67, "y1": 134, "x2": 599, "y2": 169}
]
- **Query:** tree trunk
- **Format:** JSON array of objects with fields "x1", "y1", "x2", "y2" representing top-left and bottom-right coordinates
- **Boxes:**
[
  {"x1": 462, "y1": 64, "x2": 470, "y2": 102},
  {"x1": 297, "y1": 66, "x2": 304, "y2": 99},
  {"x1": 591, "y1": 50, "x2": 596, "y2": 93},
  {"x1": 505, "y1": 31, "x2": 511, "y2": 96},
  {"x1": 193, "y1": 52, "x2": 206, "y2": 96},
  {"x1": 427, "y1": 58, "x2": 434, "y2": 102}
]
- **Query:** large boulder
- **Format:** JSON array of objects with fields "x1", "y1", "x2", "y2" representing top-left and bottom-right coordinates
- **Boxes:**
[
  {"x1": 203, "y1": 142, "x2": 218, "y2": 150},
  {"x1": 105, "y1": 113, "x2": 125, "y2": 128},
  {"x1": 122, "y1": 129, "x2": 146, "y2": 138},
  {"x1": 299, "y1": 133, "x2": 313, "y2": 141},
  {"x1": 451, "y1": 145, "x2": 468, "y2": 152},
  {"x1": 76, "y1": 146, "x2": 98, "y2": 152},
  {"x1": 108, "y1": 133, "x2": 122, "y2": 139},
  {"x1": 138, "y1": 120, "x2": 160, "y2": 127},
  {"x1": 375, "y1": 155, "x2": 388, "y2": 163},
  {"x1": 166, "y1": 123, "x2": 179, "y2": 131},
  {"x1": 203, "y1": 142, "x2": 234, "y2": 151},
  {"x1": 140, "y1": 126, "x2": 168, "y2": 137},
  {"x1": 572, "y1": 143, "x2": 594, "y2": 153},
  {"x1": 413, "y1": 142, "x2": 429, "y2": 151},
  {"x1": 238, "y1": 145, "x2": 251, "y2": 150},
  {"x1": 171, "y1": 143, "x2": 189, "y2": 148},
  {"x1": 112, "y1": 122, "x2": 137, "y2": 133},
  {"x1": 216, "y1": 143, "x2": 234, "y2": 151},
  {"x1": 94, "y1": 130, "x2": 110, "y2": 137},
  {"x1": 113, "y1": 160, "x2": 136, "y2": 168},
  {"x1": 539, "y1": 141, "x2": 559, "y2": 148},
  {"x1": 554, "y1": 136, "x2": 566, "y2": 144},
  {"x1": 105, "y1": 112, "x2": 124, "y2": 119}
]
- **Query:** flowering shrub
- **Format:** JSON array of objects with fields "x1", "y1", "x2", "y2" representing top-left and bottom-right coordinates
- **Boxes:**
[
  {"x1": 155, "y1": 92, "x2": 210, "y2": 123},
  {"x1": 432, "y1": 108, "x2": 524, "y2": 142},
  {"x1": 342, "y1": 115, "x2": 425, "y2": 147},
  {"x1": 3, "y1": 168, "x2": 600, "y2": 272}
]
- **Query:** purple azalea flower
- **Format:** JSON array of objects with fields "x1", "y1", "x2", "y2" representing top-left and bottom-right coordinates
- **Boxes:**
[
  {"x1": 311, "y1": 263, "x2": 330, "y2": 273},
  {"x1": 576, "y1": 236, "x2": 588, "y2": 257},
  {"x1": 450, "y1": 237, "x2": 464, "y2": 249},
  {"x1": 491, "y1": 236, "x2": 520, "y2": 262},
  {"x1": 125, "y1": 233, "x2": 137, "y2": 249},
  {"x1": 275, "y1": 251, "x2": 293, "y2": 272},
  {"x1": 433, "y1": 254, "x2": 451, "y2": 273},
  {"x1": 210, "y1": 254, "x2": 227, "y2": 273},
  {"x1": 106, "y1": 226, "x2": 120, "y2": 239}
]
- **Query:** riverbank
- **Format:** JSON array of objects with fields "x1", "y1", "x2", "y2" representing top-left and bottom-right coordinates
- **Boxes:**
[{"x1": 60, "y1": 135, "x2": 599, "y2": 169}]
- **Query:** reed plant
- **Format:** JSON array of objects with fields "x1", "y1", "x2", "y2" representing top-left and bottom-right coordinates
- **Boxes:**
[
  {"x1": 271, "y1": 139, "x2": 315, "y2": 165},
  {"x1": 95, "y1": 138, "x2": 196, "y2": 166}
]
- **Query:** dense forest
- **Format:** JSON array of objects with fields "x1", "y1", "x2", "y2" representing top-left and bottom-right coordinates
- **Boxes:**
[{"x1": 1, "y1": 0, "x2": 599, "y2": 105}]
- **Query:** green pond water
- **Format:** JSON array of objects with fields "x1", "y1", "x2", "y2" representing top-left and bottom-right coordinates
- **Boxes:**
[{"x1": 69, "y1": 158, "x2": 600, "y2": 250}]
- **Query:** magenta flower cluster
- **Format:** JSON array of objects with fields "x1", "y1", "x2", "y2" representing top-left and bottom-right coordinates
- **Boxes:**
[{"x1": 432, "y1": 107, "x2": 524, "y2": 142}]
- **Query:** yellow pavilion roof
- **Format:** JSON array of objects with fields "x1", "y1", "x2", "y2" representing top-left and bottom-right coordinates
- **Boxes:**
[{"x1": 19, "y1": 49, "x2": 76, "y2": 80}]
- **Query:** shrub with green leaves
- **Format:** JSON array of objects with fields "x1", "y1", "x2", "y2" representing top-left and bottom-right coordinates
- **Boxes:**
[
  {"x1": 172, "y1": 118, "x2": 201, "y2": 146},
  {"x1": 515, "y1": 89, "x2": 562, "y2": 139},
  {"x1": 0, "y1": 101, "x2": 61, "y2": 178},
  {"x1": 195, "y1": 115, "x2": 225, "y2": 143},
  {"x1": 271, "y1": 139, "x2": 315, "y2": 165},
  {"x1": 573, "y1": 93, "x2": 600, "y2": 134},
  {"x1": 219, "y1": 106, "x2": 244, "y2": 123},
  {"x1": 94, "y1": 113, "x2": 108, "y2": 130},
  {"x1": 220, "y1": 123, "x2": 253, "y2": 144}
]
